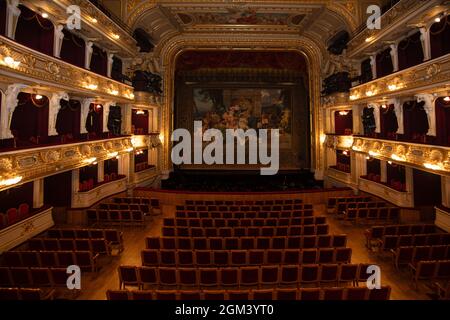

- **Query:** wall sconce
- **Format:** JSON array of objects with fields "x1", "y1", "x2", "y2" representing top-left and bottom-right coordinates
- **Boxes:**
[
  {"x1": 125, "y1": 147, "x2": 134, "y2": 152},
  {"x1": 136, "y1": 110, "x2": 145, "y2": 115},
  {"x1": 444, "y1": 96, "x2": 450, "y2": 102},
  {"x1": 366, "y1": 90, "x2": 375, "y2": 97},
  {"x1": 112, "y1": 33, "x2": 120, "y2": 39},
  {"x1": 339, "y1": 110, "x2": 349, "y2": 116},
  {"x1": 0, "y1": 175, "x2": 23, "y2": 187},
  {"x1": 349, "y1": 93, "x2": 359, "y2": 101},
  {"x1": 369, "y1": 150, "x2": 380, "y2": 157},
  {"x1": 85, "y1": 83, "x2": 98, "y2": 90},
  {"x1": 388, "y1": 84, "x2": 398, "y2": 91},
  {"x1": 109, "y1": 89, "x2": 119, "y2": 96},
  {"x1": 342, "y1": 150, "x2": 349, "y2": 156},
  {"x1": 91, "y1": 17, "x2": 98, "y2": 23},
  {"x1": 41, "y1": 12, "x2": 49, "y2": 19}
]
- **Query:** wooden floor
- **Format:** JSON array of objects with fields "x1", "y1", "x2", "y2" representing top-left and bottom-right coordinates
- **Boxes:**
[{"x1": 75, "y1": 204, "x2": 431, "y2": 300}]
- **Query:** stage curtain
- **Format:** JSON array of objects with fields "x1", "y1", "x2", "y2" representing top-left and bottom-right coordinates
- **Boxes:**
[
  {"x1": 435, "y1": 98, "x2": 450, "y2": 146},
  {"x1": 334, "y1": 110, "x2": 353, "y2": 135},
  {"x1": 60, "y1": 28, "x2": 85, "y2": 68},
  {"x1": 376, "y1": 48, "x2": 394, "y2": 78},
  {"x1": 430, "y1": 15, "x2": 450, "y2": 59},
  {"x1": 0, "y1": 181, "x2": 33, "y2": 213},
  {"x1": 360, "y1": 58, "x2": 373, "y2": 84},
  {"x1": 132, "y1": 109, "x2": 149, "y2": 134},
  {"x1": 111, "y1": 56, "x2": 123, "y2": 82},
  {"x1": 398, "y1": 31, "x2": 424, "y2": 70},
  {"x1": 15, "y1": 5, "x2": 54, "y2": 56},
  {"x1": 90, "y1": 45, "x2": 107, "y2": 76},
  {"x1": 380, "y1": 104, "x2": 398, "y2": 139},
  {"x1": 0, "y1": 0, "x2": 6, "y2": 36},
  {"x1": 10, "y1": 92, "x2": 49, "y2": 144},
  {"x1": 55, "y1": 99, "x2": 81, "y2": 138}
]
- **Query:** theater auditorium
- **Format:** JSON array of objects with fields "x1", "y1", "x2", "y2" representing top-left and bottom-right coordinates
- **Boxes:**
[{"x1": 0, "y1": 0, "x2": 449, "y2": 302}]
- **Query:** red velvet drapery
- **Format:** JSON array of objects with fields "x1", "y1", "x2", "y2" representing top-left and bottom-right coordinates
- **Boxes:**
[
  {"x1": 132, "y1": 109, "x2": 149, "y2": 134},
  {"x1": 60, "y1": 28, "x2": 85, "y2": 68},
  {"x1": 334, "y1": 110, "x2": 353, "y2": 135},
  {"x1": 90, "y1": 45, "x2": 108, "y2": 76},
  {"x1": 15, "y1": 5, "x2": 54, "y2": 56},
  {"x1": 376, "y1": 48, "x2": 394, "y2": 78},
  {"x1": 398, "y1": 31, "x2": 424, "y2": 70},
  {"x1": 430, "y1": 15, "x2": 450, "y2": 59}
]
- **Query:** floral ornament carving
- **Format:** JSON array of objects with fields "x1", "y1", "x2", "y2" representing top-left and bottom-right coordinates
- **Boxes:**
[{"x1": 0, "y1": 158, "x2": 13, "y2": 173}]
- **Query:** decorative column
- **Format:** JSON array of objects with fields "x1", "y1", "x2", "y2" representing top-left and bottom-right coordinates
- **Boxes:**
[
  {"x1": 368, "y1": 103, "x2": 380, "y2": 133},
  {"x1": 442, "y1": 177, "x2": 450, "y2": 208},
  {"x1": 85, "y1": 41, "x2": 93, "y2": 70},
  {"x1": 352, "y1": 104, "x2": 363, "y2": 135},
  {"x1": 121, "y1": 104, "x2": 132, "y2": 134},
  {"x1": 380, "y1": 160, "x2": 387, "y2": 183},
  {"x1": 0, "y1": 83, "x2": 28, "y2": 139},
  {"x1": 389, "y1": 43, "x2": 399, "y2": 72},
  {"x1": 53, "y1": 24, "x2": 65, "y2": 58},
  {"x1": 107, "y1": 53, "x2": 114, "y2": 78},
  {"x1": 369, "y1": 55, "x2": 377, "y2": 79},
  {"x1": 118, "y1": 153, "x2": 133, "y2": 185},
  {"x1": 419, "y1": 27, "x2": 431, "y2": 61},
  {"x1": 71, "y1": 168, "x2": 80, "y2": 201},
  {"x1": 390, "y1": 98, "x2": 404, "y2": 134},
  {"x1": 102, "y1": 101, "x2": 116, "y2": 133},
  {"x1": 6, "y1": 0, "x2": 21, "y2": 39},
  {"x1": 33, "y1": 179, "x2": 44, "y2": 209},
  {"x1": 416, "y1": 93, "x2": 436, "y2": 136},
  {"x1": 98, "y1": 161, "x2": 104, "y2": 183},
  {"x1": 49, "y1": 92, "x2": 69, "y2": 136},
  {"x1": 80, "y1": 98, "x2": 94, "y2": 134},
  {"x1": 405, "y1": 167, "x2": 414, "y2": 194}
]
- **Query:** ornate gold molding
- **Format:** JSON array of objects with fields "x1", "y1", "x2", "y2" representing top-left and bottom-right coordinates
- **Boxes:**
[
  {"x1": 0, "y1": 137, "x2": 133, "y2": 192},
  {"x1": 0, "y1": 36, "x2": 134, "y2": 102},
  {"x1": 325, "y1": 134, "x2": 354, "y2": 150},
  {"x1": 352, "y1": 136, "x2": 450, "y2": 176},
  {"x1": 349, "y1": 53, "x2": 450, "y2": 103},
  {"x1": 322, "y1": 92, "x2": 350, "y2": 108}
]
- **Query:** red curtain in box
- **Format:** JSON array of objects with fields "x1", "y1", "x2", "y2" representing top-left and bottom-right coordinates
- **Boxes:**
[
  {"x1": 55, "y1": 99, "x2": 81, "y2": 138},
  {"x1": 111, "y1": 56, "x2": 123, "y2": 82},
  {"x1": 85, "y1": 103, "x2": 103, "y2": 136},
  {"x1": 15, "y1": 5, "x2": 54, "y2": 56},
  {"x1": 44, "y1": 171, "x2": 72, "y2": 207},
  {"x1": 10, "y1": 92, "x2": 49, "y2": 144},
  {"x1": 79, "y1": 164, "x2": 98, "y2": 186},
  {"x1": 60, "y1": 28, "x2": 85, "y2": 68},
  {"x1": 104, "y1": 158, "x2": 119, "y2": 176},
  {"x1": 132, "y1": 109, "x2": 149, "y2": 134},
  {"x1": 403, "y1": 101, "x2": 429, "y2": 142},
  {"x1": 435, "y1": 97, "x2": 450, "y2": 146},
  {"x1": 0, "y1": 182, "x2": 33, "y2": 213},
  {"x1": 90, "y1": 45, "x2": 107, "y2": 77},
  {"x1": 430, "y1": 15, "x2": 450, "y2": 59},
  {"x1": 334, "y1": 110, "x2": 353, "y2": 135},
  {"x1": 0, "y1": 0, "x2": 6, "y2": 36},
  {"x1": 376, "y1": 48, "x2": 394, "y2": 78},
  {"x1": 380, "y1": 105, "x2": 398, "y2": 139},
  {"x1": 366, "y1": 158, "x2": 381, "y2": 176},
  {"x1": 398, "y1": 31, "x2": 424, "y2": 70},
  {"x1": 360, "y1": 58, "x2": 373, "y2": 84},
  {"x1": 387, "y1": 162, "x2": 405, "y2": 191}
]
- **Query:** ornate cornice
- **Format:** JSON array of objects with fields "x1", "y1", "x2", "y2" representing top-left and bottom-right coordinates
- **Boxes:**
[
  {"x1": 322, "y1": 92, "x2": 350, "y2": 108},
  {"x1": 346, "y1": 0, "x2": 444, "y2": 59},
  {"x1": 351, "y1": 136, "x2": 450, "y2": 176},
  {"x1": 0, "y1": 36, "x2": 134, "y2": 102},
  {"x1": 325, "y1": 134, "x2": 354, "y2": 150},
  {"x1": 349, "y1": 53, "x2": 450, "y2": 104},
  {"x1": 0, "y1": 137, "x2": 133, "y2": 192}
]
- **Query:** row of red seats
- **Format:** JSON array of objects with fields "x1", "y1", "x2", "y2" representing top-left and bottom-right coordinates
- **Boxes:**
[
  {"x1": 380, "y1": 233, "x2": 450, "y2": 251},
  {"x1": 177, "y1": 204, "x2": 312, "y2": 212},
  {"x1": 118, "y1": 263, "x2": 376, "y2": 289},
  {"x1": 327, "y1": 196, "x2": 372, "y2": 209},
  {"x1": 1, "y1": 250, "x2": 99, "y2": 272},
  {"x1": 141, "y1": 248, "x2": 352, "y2": 267},
  {"x1": 0, "y1": 267, "x2": 76, "y2": 290},
  {"x1": 27, "y1": 238, "x2": 111, "y2": 255},
  {"x1": 185, "y1": 199, "x2": 303, "y2": 206},
  {"x1": 163, "y1": 216, "x2": 327, "y2": 228},
  {"x1": 103, "y1": 173, "x2": 118, "y2": 182},
  {"x1": 0, "y1": 203, "x2": 30, "y2": 229},
  {"x1": 341, "y1": 207, "x2": 399, "y2": 223},
  {"x1": 409, "y1": 260, "x2": 450, "y2": 289},
  {"x1": 106, "y1": 286, "x2": 391, "y2": 301},
  {"x1": 175, "y1": 210, "x2": 314, "y2": 219},
  {"x1": 0, "y1": 288, "x2": 54, "y2": 300},
  {"x1": 365, "y1": 224, "x2": 438, "y2": 249},
  {"x1": 145, "y1": 235, "x2": 348, "y2": 250},
  {"x1": 161, "y1": 225, "x2": 329, "y2": 238},
  {"x1": 335, "y1": 163, "x2": 350, "y2": 173},
  {"x1": 391, "y1": 245, "x2": 450, "y2": 269},
  {"x1": 79, "y1": 179, "x2": 95, "y2": 192}
]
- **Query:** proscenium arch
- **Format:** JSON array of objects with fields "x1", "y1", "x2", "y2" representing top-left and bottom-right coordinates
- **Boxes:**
[{"x1": 154, "y1": 35, "x2": 326, "y2": 179}]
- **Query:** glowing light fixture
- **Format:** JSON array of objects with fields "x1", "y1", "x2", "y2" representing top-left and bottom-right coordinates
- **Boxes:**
[
  {"x1": 41, "y1": 12, "x2": 49, "y2": 19},
  {"x1": 391, "y1": 154, "x2": 406, "y2": 162},
  {"x1": 388, "y1": 84, "x2": 398, "y2": 91},
  {"x1": 83, "y1": 157, "x2": 97, "y2": 165},
  {"x1": 159, "y1": 133, "x2": 164, "y2": 144},
  {"x1": 369, "y1": 151, "x2": 380, "y2": 157},
  {"x1": 349, "y1": 94, "x2": 359, "y2": 101},
  {"x1": 125, "y1": 147, "x2": 134, "y2": 152},
  {"x1": 444, "y1": 96, "x2": 450, "y2": 102},
  {"x1": 136, "y1": 110, "x2": 145, "y2": 115},
  {"x1": 0, "y1": 176, "x2": 23, "y2": 187},
  {"x1": 109, "y1": 89, "x2": 119, "y2": 96},
  {"x1": 388, "y1": 161, "x2": 393, "y2": 165},
  {"x1": 86, "y1": 83, "x2": 98, "y2": 90},
  {"x1": 92, "y1": 18, "x2": 98, "y2": 23},
  {"x1": 112, "y1": 33, "x2": 120, "y2": 39},
  {"x1": 381, "y1": 104, "x2": 387, "y2": 109},
  {"x1": 2, "y1": 56, "x2": 21, "y2": 68},
  {"x1": 108, "y1": 152, "x2": 118, "y2": 158},
  {"x1": 424, "y1": 162, "x2": 444, "y2": 171},
  {"x1": 366, "y1": 90, "x2": 375, "y2": 97},
  {"x1": 342, "y1": 150, "x2": 349, "y2": 156},
  {"x1": 339, "y1": 110, "x2": 349, "y2": 116},
  {"x1": 35, "y1": 94, "x2": 43, "y2": 100}
]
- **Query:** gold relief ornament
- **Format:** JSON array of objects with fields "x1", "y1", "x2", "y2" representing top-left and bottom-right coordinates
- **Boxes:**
[
  {"x1": 20, "y1": 220, "x2": 35, "y2": 236},
  {"x1": 80, "y1": 145, "x2": 92, "y2": 157},
  {"x1": 0, "y1": 158, "x2": 13, "y2": 173},
  {"x1": 44, "y1": 150, "x2": 61, "y2": 163}
]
